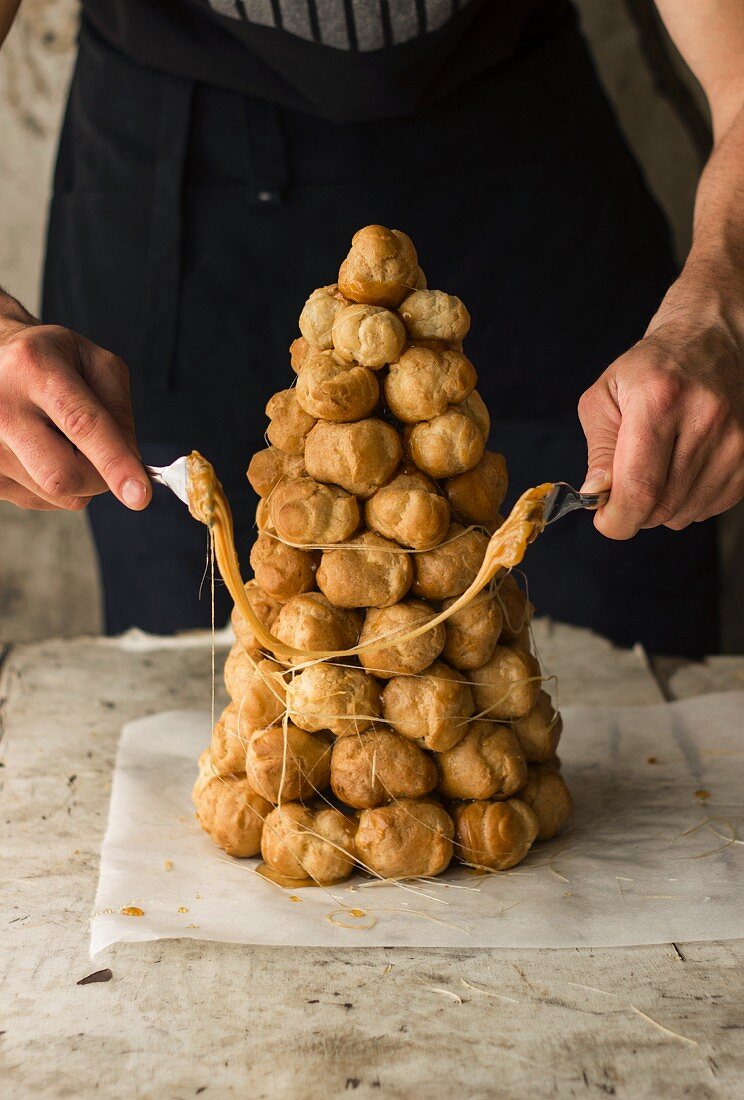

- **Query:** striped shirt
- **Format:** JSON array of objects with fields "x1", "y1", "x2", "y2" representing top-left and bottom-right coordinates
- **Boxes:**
[
  {"x1": 82, "y1": 0, "x2": 563, "y2": 122},
  {"x1": 207, "y1": 1, "x2": 471, "y2": 51}
]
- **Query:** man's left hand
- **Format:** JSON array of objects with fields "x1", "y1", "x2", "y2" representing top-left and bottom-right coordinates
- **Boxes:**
[{"x1": 578, "y1": 272, "x2": 744, "y2": 539}]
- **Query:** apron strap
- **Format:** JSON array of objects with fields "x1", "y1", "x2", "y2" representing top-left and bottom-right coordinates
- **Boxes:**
[{"x1": 141, "y1": 75, "x2": 195, "y2": 390}]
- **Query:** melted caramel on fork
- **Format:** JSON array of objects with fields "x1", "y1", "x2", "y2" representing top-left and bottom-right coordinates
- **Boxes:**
[{"x1": 186, "y1": 450, "x2": 552, "y2": 663}]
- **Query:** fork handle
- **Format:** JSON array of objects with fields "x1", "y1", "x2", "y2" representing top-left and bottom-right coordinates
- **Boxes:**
[{"x1": 579, "y1": 489, "x2": 610, "y2": 510}]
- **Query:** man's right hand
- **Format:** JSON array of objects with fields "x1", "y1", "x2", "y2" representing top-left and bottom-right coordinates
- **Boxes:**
[{"x1": 0, "y1": 293, "x2": 151, "y2": 512}]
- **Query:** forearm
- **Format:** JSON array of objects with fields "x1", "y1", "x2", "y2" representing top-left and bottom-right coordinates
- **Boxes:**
[
  {"x1": 0, "y1": 287, "x2": 35, "y2": 326},
  {"x1": 0, "y1": 0, "x2": 22, "y2": 47},
  {"x1": 645, "y1": 102, "x2": 744, "y2": 361},
  {"x1": 684, "y1": 102, "x2": 744, "y2": 291},
  {"x1": 651, "y1": 1, "x2": 744, "y2": 314}
]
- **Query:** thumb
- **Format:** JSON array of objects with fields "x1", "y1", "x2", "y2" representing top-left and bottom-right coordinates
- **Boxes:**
[{"x1": 577, "y1": 378, "x2": 619, "y2": 495}]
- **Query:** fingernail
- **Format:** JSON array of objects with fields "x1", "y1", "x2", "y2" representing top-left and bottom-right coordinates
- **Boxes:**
[
  {"x1": 122, "y1": 478, "x2": 148, "y2": 508},
  {"x1": 580, "y1": 469, "x2": 608, "y2": 494}
]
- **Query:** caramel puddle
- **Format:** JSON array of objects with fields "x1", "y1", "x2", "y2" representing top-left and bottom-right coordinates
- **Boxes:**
[{"x1": 256, "y1": 862, "x2": 322, "y2": 889}]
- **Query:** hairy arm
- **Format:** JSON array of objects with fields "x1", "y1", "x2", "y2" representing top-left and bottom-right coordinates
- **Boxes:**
[{"x1": 579, "y1": 0, "x2": 744, "y2": 538}]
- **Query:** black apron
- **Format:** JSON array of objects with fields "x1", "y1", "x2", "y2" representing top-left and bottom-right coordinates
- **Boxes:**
[{"x1": 42, "y1": 15, "x2": 719, "y2": 655}]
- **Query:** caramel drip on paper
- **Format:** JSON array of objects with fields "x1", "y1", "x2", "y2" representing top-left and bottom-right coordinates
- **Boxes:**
[
  {"x1": 186, "y1": 451, "x2": 552, "y2": 663},
  {"x1": 255, "y1": 862, "x2": 320, "y2": 889}
]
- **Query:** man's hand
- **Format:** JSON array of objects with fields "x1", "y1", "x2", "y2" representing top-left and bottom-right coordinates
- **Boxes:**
[
  {"x1": 0, "y1": 295, "x2": 151, "y2": 512},
  {"x1": 578, "y1": 273, "x2": 744, "y2": 539},
  {"x1": 578, "y1": 275, "x2": 744, "y2": 540}
]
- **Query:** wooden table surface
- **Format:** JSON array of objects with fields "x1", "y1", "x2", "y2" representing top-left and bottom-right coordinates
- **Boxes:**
[{"x1": 2, "y1": 621, "x2": 743, "y2": 1099}]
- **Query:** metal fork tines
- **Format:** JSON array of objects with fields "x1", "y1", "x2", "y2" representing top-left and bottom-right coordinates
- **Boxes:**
[
  {"x1": 543, "y1": 482, "x2": 610, "y2": 525},
  {"x1": 145, "y1": 457, "x2": 191, "y2": 505}
]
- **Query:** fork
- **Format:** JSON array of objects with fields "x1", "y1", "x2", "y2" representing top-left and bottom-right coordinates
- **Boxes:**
[
  {"x1": 145, "y1": 458, "x2": 191, "y2": 505},
  {"x1": 543, "y1": 482, "x2": 610, "y2": 524}
]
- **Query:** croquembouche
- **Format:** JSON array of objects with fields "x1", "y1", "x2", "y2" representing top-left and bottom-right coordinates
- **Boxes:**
[{"x1": 193, "y1": 225, "x2": 572, "y2": 886}]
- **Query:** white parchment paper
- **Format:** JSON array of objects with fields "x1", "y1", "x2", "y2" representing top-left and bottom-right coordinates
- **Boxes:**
[{"x1": 90, "y1": 694, "x2": 744, "y2": 954}]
